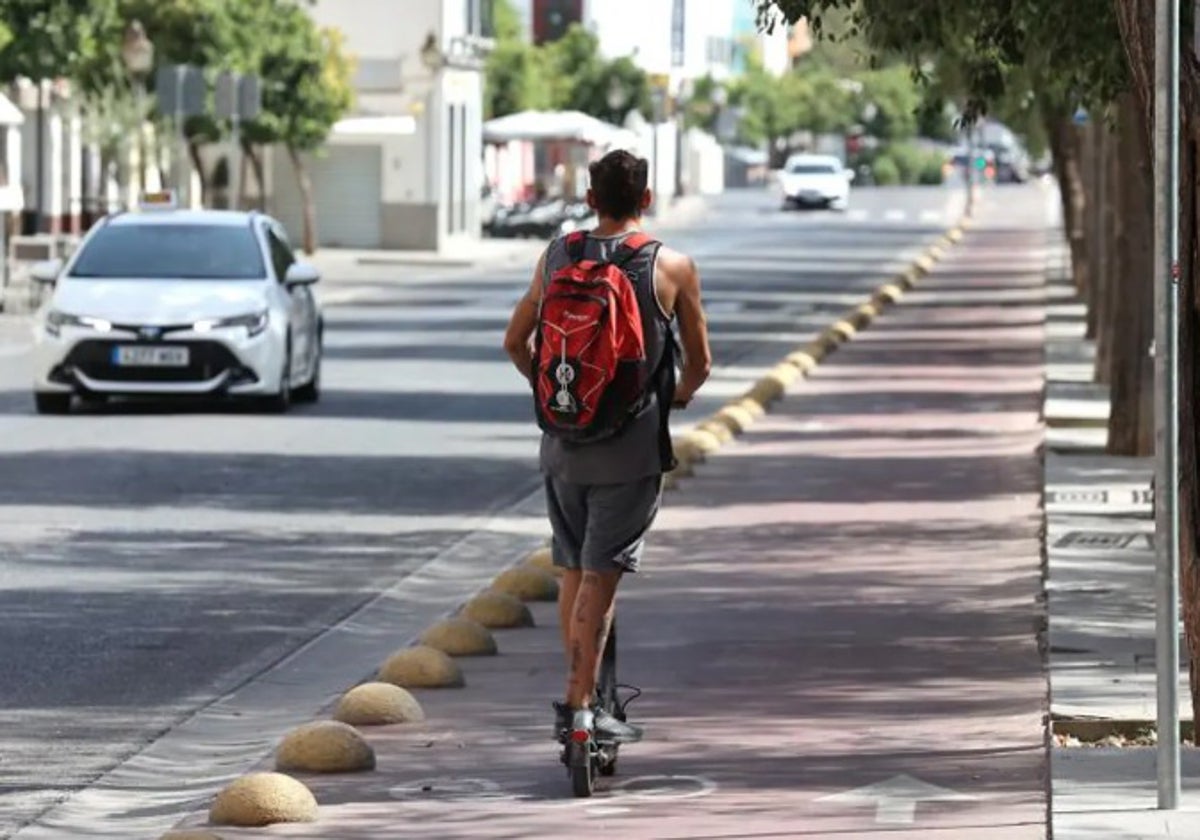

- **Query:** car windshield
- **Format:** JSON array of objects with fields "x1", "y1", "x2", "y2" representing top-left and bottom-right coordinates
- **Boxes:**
[
  {"x1": 69, "y1": 223, "x2": 267, "y2": 280},
  {"x1": 788, "y1": 163, "x2": 839, "y2": 174}
]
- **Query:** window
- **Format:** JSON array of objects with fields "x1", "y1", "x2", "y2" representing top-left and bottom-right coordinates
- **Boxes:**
[
  {"x1": 447, "y1": 104, "x2": 457, "y2": 234},
  {"x1": 467, "y1": 0, "x2": 495, "y2": 38},
  {"x1": 787, "y1": 163, "x2": 840, "y2": 175},
  {"x1": 266, "y1": 228, "x2": 295, "y2": 282},
  {"x1": 459, "y1": 104, "x2": 467, "y2": 232},
  {"x1": 69, "y1": 223, "x2": 267, "y2": 280}
]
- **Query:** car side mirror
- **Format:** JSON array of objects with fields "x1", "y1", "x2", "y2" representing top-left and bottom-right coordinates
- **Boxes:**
[
  {"x1": 29, "y1": 258, "x2": 63, "y2": 285},
  {"x1": 284, "y1": 261, "x2": 320, "y2": 286},
  {"x1": 844, "y1": 168, "x2": 857, "y2": 182}
]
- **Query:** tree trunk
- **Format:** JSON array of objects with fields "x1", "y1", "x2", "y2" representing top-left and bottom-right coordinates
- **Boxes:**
[
  {"x1": 1095, "y1": 124, "x2": 1121, "y2": 385},
  {"x1": 244, "y1": 141, "x2": 266, "y2": 211},
  {"x1": 188, "y1": 140, "x2": 208, "y2": 208},
  {"x1": 1046, "y1": 113, "x2": 1088, "y2": 297},
  {"x1": 1182, "y1": 113, "x2": 1200, "y2": 727},
  {"x1": 1106, "y1": 91, "x2": 1155, "y2": 456},
  {"x1": 1084, "y1": 121, "x2": 1109, "y2": 340},
  {"x1": 1114, "y1": 0, "x2": 1200, "y2": 724},
  {"x1": 287, "y1": 145, "x2": 317, "y2": 254}
]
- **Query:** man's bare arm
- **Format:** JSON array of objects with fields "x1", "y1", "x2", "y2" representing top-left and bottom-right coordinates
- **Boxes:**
[
  {"x1": 666, "y1": 253, "x2": 711, "y2": 408},
  {"x1": 503, "y1": 251, "x2": 545, "y2": 383}
]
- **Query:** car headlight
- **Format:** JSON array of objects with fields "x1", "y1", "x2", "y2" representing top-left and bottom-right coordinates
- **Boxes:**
[
  {"x1": 45, "y1": 310, "x2": 112, "y2": 337},
  {"x1": 193, "y1": 310, "x2": 269, "y2": 337}
]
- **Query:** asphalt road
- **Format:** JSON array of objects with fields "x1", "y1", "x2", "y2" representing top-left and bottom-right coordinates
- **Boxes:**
[{"x1": 0, "y1": 184, "x2": 964, "y2": 836}]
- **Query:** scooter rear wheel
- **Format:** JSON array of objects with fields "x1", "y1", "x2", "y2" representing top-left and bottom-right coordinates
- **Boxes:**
[{"x1": 568, "y1": 741, "x2": 594, "y2": 798}]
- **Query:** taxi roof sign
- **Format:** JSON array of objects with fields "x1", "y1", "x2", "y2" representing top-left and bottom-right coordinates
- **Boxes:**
[{"x1": 138, "y1": 190, "x2": 178, "y2": 210}]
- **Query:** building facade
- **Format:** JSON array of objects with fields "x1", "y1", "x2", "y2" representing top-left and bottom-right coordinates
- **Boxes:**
[
  {"x1": 515, "y1": 0, "x2": 790, "y2": 81},
  {"x1": 269, "y1": 0, "x2": 492, "y2": 251}
]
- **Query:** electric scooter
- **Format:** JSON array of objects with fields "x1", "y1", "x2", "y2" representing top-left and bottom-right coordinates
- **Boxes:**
[{"x1": 558, "y1": 619, "x2": 641, "y2": 797}]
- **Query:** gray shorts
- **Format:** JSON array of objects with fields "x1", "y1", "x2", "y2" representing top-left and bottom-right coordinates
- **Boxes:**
[{"x1": 544, "y1": 474, "x2": 663, "y2": 574}]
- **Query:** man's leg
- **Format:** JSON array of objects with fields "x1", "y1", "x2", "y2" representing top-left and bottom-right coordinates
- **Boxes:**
[
  {"x1": 558, "y1": 569, "x2": 582, "y2": 664},
  {"x1": 564, "y1": 569, "x2": 622, "y2": 709}
]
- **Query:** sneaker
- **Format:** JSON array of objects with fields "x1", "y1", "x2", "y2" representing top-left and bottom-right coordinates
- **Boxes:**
[{"x1": 594, "y1": 706, "x2": 643, "y2": 743}]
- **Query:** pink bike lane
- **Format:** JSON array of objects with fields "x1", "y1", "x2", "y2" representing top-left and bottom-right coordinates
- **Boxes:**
[{"x1": 192, "y1": 190, "x2": 1052, "y2": 839}]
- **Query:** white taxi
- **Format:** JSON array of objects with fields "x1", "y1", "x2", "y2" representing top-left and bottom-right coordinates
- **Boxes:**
[{"x1": 29, "y1": 193, "x2": 323, "y2": 414}]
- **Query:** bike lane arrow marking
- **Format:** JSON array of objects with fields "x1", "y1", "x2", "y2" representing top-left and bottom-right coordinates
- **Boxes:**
[{"x1": 816, "y1": 774, "x2": 976, "y2": 824}]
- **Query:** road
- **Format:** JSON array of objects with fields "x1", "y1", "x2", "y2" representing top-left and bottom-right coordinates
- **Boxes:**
[{"x1": 0, "y1": 184, "x2": 964, "y2": 836}]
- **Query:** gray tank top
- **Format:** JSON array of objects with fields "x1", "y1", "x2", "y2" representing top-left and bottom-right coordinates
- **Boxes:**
[{"x1": 538, "y1": 231, "x2": 674, "y2": 485}]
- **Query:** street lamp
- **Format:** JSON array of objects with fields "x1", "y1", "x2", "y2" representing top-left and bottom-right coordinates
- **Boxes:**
[{"x1": 121, "y1": 20, "x2": 155, "y2": 194}]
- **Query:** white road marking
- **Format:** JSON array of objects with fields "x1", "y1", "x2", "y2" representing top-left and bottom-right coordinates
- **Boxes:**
[
  {"x1": 817, "y1": 774, "x2": 976, "y2": 824},
  {"x1": 919, "y1": 209, "x2": 944, "y2": 223},
  {"x1": 883, "y1": 209, "x2": 907, "y2": 222},
  {"x1": 846, "y1": 209, "x2": 869, "y2": 221},
  {"x1": 612, "y1": 774, "x2": 718, "y2": 801}
]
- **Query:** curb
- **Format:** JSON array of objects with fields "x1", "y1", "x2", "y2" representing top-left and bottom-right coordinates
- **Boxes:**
[{"x1": 664, "y1": 213, "x2": 973, "y2": 482}]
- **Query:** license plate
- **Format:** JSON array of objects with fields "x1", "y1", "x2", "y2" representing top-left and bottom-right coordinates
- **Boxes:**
[{"x1": 111, "y1": 345, "x2": 190, "y2": 367}]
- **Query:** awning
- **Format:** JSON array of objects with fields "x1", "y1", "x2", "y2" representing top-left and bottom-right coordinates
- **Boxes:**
[{"x1": 484, "y1": 110, "x2": 637, "y2": 148}]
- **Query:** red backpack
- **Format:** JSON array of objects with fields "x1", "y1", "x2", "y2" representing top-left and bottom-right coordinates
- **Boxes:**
[{"x1": 533, "y1": 231, "x2": 657, "y2": 442}]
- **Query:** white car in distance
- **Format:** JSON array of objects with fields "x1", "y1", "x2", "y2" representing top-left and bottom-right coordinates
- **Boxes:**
[
  {"x1": 29, "y1": 198, "x2": 323, "y2": 415},
  {"x1": 777, "y1": 153, "x2": 854, "y2": 211}
]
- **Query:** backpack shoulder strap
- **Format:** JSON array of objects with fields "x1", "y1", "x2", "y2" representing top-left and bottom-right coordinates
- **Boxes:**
[
  {"x1": 611, "y1": 231, "x2": 659, "y2": 267},
  {"x1": 564, "y1": 231, "x2": 588, "y2": 263}
]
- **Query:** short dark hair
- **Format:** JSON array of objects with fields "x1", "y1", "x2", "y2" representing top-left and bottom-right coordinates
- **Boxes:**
[{"x1": 588, "y1": 150, "x2": 649, "y2": 220}]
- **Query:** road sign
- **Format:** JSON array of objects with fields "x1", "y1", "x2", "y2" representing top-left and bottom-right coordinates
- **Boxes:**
[
  {"x1": 215, "y1": 72, "x2": 261, "y2": 121},
  {"x1": 238, "y1": 74, "x2": 262, "y2": 121},
  {"x1": 1073, "y1": 106, "x2": 1089, "y2": 125},
  {"x1": 155, "y1": 64, "x2": 206, "y2": 118}
]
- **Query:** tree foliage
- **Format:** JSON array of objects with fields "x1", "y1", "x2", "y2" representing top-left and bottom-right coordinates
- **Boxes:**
[
  {"x1": 0, "y1": 0, "x2": 122, "y2": 87},
  {"x1": 484, "y1": 4, "x2": 649, "y2": 123},
  {"x1": 756, "y1": 0, "x2": 1126, "y2": 120}
]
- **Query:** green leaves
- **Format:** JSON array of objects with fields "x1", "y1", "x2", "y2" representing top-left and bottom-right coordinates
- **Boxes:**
[
  {"x1": 0, "y1": 0, "x2": 351, "y2": 154},
  {"x1": 484, "y1": 4, "x2": 650, "y2": 122},
  {"x1": 756, "y1": 0, "x2": 1128, "y2": 120}
]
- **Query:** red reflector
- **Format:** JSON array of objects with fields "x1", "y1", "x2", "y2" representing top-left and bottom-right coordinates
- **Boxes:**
[{"x1": 570, "y1": 729, "x2": 590, "y2": 743}]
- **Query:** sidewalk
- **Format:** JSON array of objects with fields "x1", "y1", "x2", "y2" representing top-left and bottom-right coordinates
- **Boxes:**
[
  {"x1": 307, "y1": 195, "x2": 711, "y2": 279},
  {"x1": 164, "y1": 193, "x2": 1052, "y2": 837},
  {"x1": 1042, "y1": 246, "x2": 1200, "y2": 837}
]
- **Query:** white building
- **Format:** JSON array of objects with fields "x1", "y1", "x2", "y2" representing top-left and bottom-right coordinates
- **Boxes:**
[
  {"x1": 268, "y1": 0, "x2": 491, "y2": 251},
  {"x1": 512, "y1": 0, "x2": 790, "y2": 81}
]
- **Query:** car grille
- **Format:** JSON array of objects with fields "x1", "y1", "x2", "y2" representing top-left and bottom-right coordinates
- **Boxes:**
[{"x1": 64, "y1": 339, "x2": 241, "y2": 383}]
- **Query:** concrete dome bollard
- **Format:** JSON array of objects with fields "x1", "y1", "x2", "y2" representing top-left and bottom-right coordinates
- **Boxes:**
[
  {"x1": 209, "y1": 772, "x2": 317, "y2": 827},
  {"x1": 521, "y1": 546, "x2": 562, "y2": 578},
  {"x1": 491, "y1": 565, "x2": 558, "y2": 602},
  {"x1": 684, "y1": 428, "x2": 723, "y2": 455},
  {"x1": 712, "y1": 404, "x2": 757, "y2": 435},
  {"x1": 275, "y1": 720, "x2": 376, "y2": 774},
  {"x1": 461, "y1": 589, "x2": 535, "y2": 629},
  {"x1": 746, "y1": 376, "x2": 785, "y2": 408},
  {"x1": 333, "y1": 682, "x2": 425, "y2": 726},
  {"x1": 698, "y1": 419, "x2": 735, "y2": 444},
  {"x1": 419, "y1": 617, "x2": 499, "y2": 655},
  {"x1": 378, "y1": 644, "x2": 465, "y2": 688},
  {"x1": 785, "y1": 351, "x2": 819, "y2": 374},
  {"x1": 733, "y1": 397, "x2": 766, "y2": 419}
]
